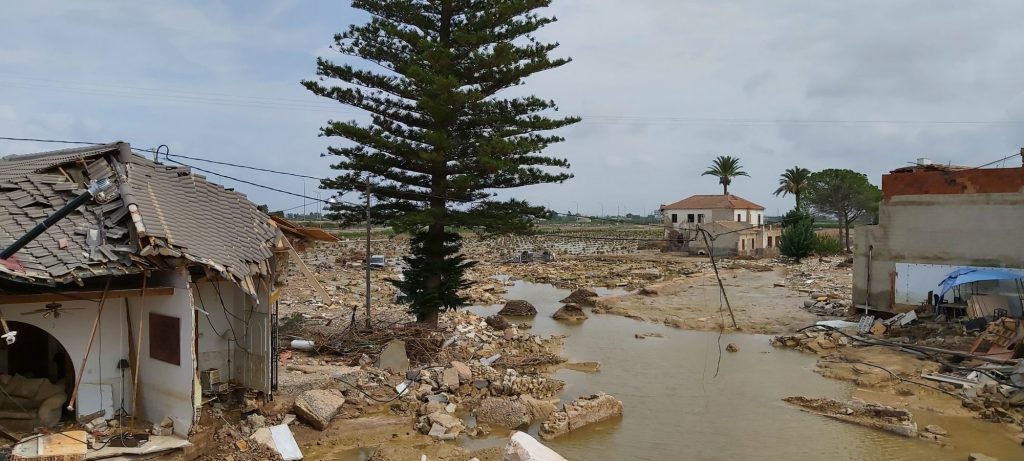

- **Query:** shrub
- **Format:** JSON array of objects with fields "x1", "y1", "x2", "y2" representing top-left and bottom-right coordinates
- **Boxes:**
[
  {"x1": 813, "y1": 234, "x2": 843, "y2": 255},
  {"x1": 778, "y1": 208, "x2": 815, "y2": 260}
]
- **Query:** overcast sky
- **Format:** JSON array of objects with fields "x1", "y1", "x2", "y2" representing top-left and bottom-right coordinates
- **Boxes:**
[{"x1": 3, "y1": 1, "x2": 1024, "y2": 217}]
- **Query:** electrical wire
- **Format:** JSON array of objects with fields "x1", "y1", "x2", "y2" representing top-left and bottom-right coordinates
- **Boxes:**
[{"x1": 0, "y1": 136, "x2": 104, "y2": 146}]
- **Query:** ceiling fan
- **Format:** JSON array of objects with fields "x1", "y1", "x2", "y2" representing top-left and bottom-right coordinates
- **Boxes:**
[{"x1": 21, "y1": 302, "x2": 84, "y2": 319}]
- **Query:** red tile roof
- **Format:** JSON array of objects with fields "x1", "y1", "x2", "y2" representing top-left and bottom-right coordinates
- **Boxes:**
[{"x1": 660, "y1": 194, "x2": 765, "y2": 211}]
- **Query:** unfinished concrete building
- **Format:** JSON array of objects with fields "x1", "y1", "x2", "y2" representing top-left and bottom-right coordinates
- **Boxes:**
[
  {"x1": 0, "y1": 142, "x2": 298, "y2": 456},
  {"x1": 853, "y1": 157, "x2": 1024, "y2": 315}
]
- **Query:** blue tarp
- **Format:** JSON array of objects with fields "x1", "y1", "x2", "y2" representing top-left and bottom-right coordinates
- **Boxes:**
[{"x1": 936, "y1": 268, "x2": 1024, "y2": 304}]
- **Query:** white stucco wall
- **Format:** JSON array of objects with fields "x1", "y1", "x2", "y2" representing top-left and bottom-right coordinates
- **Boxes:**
[
  {"x1": 127, "y1": 269, "x2": 196, "y2": 435},
  {"x1": 2, "y1": 298, "x2": 132, "y2": 418},
  {"x1": 663, "y1": 208, "x2": 714, "y2": 228}
]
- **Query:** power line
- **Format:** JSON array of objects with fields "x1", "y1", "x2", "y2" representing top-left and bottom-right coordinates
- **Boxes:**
[
  {"x1": 5, "y1": 76, "x2": 1024, "y2": 126},
  {"x1": 158, "y1": 151, "x2": 323, "y2": 180},
  {"x1": 0, "y1": 136, "x2": 104, "y2": 146},
  {"x1": 160, "y1": 156, "x2": 361, "y2": 207},
  {"x1": 968, "y1": 150, "x2": 1023, "y2": 170},
  {"x1": 148, "y1": 150, "x2": 480, "y2": 204}
]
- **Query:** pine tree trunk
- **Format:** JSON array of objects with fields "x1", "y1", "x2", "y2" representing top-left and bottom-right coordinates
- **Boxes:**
[{"x1": 842, "y1": 215, "x2": 850, "y2": 252}]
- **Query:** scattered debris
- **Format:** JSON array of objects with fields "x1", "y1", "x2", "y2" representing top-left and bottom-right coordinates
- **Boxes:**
[
  {"x1": 725, "y1": 343, "x2": 739, "y2": 353},
  {"x1": 486, "y1": 314, "x2": 512, "y2": 330},
  {"x1": 503, "y1": 431, "x2": 567, "y2": 461},
  {"x1": 250, "y1": 424, "x2": 303, "y2": 460},
  {"x1": 783, "y1": 396, "x2": 917, "y2": 437},
  {"x1": 562, "y1": 362, "x2": 601, "y2": 373},
  {"x1": 376, "y1": 340, "x2": 411, "y2": 372},
  {"x1": 293, "y1": 389, "x2": 346, "y2": 430}
]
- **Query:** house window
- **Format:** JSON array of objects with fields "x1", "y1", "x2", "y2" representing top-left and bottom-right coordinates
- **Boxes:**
[
  {"x1": 687, "y1": 214, "x2": 695, "y2": 223},
  {"x1": 741, "y1": 239, "x2": 745, "y2": 250},
  {"x1": 737, "y1": 214, "x2": 742, "y2": 222},
  {"x1": 697, "y1": 214, "x2": 704, "y2": 223},
  {"x1": 671, "y1": 214, "x2": 678, "y2": 223},
  {"x1": 758, "y1": 214, "x2": 762, "y2": 226},
  {"x1": 768, "y1": 236, "x2": 773, "y2": 247}
]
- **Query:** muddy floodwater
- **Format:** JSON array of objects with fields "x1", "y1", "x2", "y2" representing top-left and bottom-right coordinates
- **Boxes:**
[{"x1": 461, "y1": 280, "x2": 1014, "y2": 461}]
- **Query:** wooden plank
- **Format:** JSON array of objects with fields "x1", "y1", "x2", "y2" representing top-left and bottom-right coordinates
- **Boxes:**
[
  {"x1": 287, "y1": 246, "x2": 334, "y2": 307},
  {"x1": 39, "y1": 430, "x2": 87, "y2": 457},
  {"x1": 0, "y1": 287, "x2": 174, "y2": 304}
]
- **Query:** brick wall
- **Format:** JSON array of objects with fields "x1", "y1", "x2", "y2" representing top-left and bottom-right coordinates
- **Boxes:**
[{"x1": 882, "y1": 167, "x2": 1024, "y2": 201}]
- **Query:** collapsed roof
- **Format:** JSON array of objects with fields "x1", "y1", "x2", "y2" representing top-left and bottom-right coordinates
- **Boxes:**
[{"x1": 0, "y1": 142, "x2": 286, "y2": 295}]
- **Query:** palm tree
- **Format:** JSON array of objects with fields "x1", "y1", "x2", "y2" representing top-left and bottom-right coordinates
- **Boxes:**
[
  {"x1": 773, "y1": 166, "x2": 812, "y2": 209},
  {"x1": 702, "y1": 155, "x2": 749, "y2": 195}
]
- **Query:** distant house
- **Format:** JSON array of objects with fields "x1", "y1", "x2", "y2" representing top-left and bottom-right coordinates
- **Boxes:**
[
  {"x1": 0, "y1": 142, "x2": 304, "y2": 448},
  {"x1": 660, "y1": 194, "x2": 766, "y2": 227},
  {"x1": 660, "y1": 194, "x2": 779, "y2": 256},
  {"x1": 854, "y1": 157, "x2": 1024, "y2": 314}
]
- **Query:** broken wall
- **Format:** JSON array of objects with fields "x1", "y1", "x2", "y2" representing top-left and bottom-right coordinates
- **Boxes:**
[
  {"x1": 854, "y1": 190, "x2": 1024, "y2": 311},
  {"x1": 0, "y1": 297, "x2": 132, "y2": 419},
  {"x1": 193, "y1": 278, "x2": 272, "y2": 397}
]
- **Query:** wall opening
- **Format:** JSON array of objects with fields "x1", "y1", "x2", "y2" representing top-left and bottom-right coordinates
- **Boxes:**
[{"x1": 0, "y1": 321, "x2": 75, "y2": 423}]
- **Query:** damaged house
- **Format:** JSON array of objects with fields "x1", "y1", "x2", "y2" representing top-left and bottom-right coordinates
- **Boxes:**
[
  {"x1": 853, "y1": 156, "x2": 1024, "y2": 316},
  {"x1": 0, "y1": 142, "x2": 293, "y2": 445}
]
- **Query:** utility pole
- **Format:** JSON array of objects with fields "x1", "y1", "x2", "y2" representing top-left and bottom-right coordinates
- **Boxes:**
[{"x1": 364, "y1": 179, "x2": 372, "y2": 330}]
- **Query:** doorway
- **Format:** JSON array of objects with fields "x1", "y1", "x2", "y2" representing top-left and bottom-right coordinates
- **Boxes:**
[{"x1": 0, "y1": 321, "x2": 73, "y2": 390}]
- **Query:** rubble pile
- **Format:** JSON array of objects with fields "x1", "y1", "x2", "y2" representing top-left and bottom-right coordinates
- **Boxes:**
[
  {"x1": 800, "y1": 294, "x2": 849, "y2": 317},
  {"x1": 475, "y1": 397, "x2": 532, "y2": 429},
  {"x1": 552, "y1": 303, "x2": 588, "y2": 321},
  {"x1": 771, "y1": 330, "x2": 847, "y2": 353},
  {"x1": 786, "y1": 256, "x2": 853, "y2": 307},
  {"x1": 499, "y1": 300, "x2": 538, "y2": 316},
  {"x1": 560, "y1": 288, "x2": 598, "y2": 306}
]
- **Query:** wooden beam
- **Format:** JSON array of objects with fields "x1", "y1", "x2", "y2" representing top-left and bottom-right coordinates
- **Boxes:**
[
  {"x1": 287, "y1": 247, "x2": 334, "y2": 307},
  {"x1": 0, "y1": 287, "x2": 173, "y2": 305}
]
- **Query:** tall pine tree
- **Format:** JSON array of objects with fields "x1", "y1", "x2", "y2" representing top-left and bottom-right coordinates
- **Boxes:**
[{"x1": 303, "y1": 0, "x2": 579, "y2": 326}]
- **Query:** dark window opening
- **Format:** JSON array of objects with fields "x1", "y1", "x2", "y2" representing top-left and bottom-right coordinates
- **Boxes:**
[
  {"x1": 150, "y1": 313, "x2": 181, "y2": 366},
  {"x1": 687, "y1": 214, "x2": 695, "y2": 223},
  {"x1": 671, "y1": 214, "x2": 678, "y2": 223},
  {"x1": 697, "y1": 214, "x2": 704, "y2": 223},
  {"x1": 737, "y1": 214, "x2": 742, "y2": 222}
]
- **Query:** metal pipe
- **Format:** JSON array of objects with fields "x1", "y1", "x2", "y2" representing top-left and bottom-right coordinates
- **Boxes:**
[
  {"x1": 0, "y1": 178, "x2": 111, "y2": 260},
  {"x1": 364, "y1": 178, "x2": 372, "y2": 329}
]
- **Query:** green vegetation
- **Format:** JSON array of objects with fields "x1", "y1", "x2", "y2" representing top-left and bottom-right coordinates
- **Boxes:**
[
  {"x1": 778, "y1": 209, "x2": 815, "y2": 260},
  {"x1": 702, "y1": 155, "x2": 749, "y2": 195},
  {"x1": 773, "y1": 166, "x2": 812, "y2": 209},
  {"x1": 303, "y1": 0, "x2": 578, "y2": 326},
  {"x1": 812, "y1": 234, "x2": 843, "y2": 255},
  {"x1": 804, "y1": 169, "x2": 881, "y2": 252}
]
